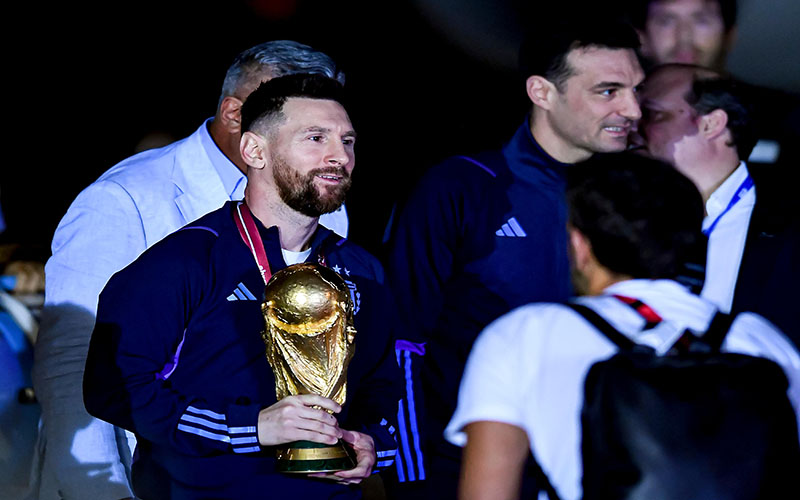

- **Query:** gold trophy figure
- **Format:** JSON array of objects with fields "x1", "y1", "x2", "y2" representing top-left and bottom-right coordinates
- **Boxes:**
[{"x1": 261, "y1": 263, "x2": 357, "y2": 473}]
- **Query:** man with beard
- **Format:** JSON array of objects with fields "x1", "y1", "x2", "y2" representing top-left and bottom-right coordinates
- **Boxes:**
[
  {"x1": 445, "y1": 153, "x2": 800, "y2": 500},
  {"x1": 32, "y1": 40, "x2": 350, "y2": 500},
  {"x1": 82, "y1": 74, "x2": 401, "y2": 499},
  {"x1": 630, "y1": 64, "x2": 800, "y2": 349},
  {"x1": 385, "y1": 17, "x2": 644, "y2": 498}
]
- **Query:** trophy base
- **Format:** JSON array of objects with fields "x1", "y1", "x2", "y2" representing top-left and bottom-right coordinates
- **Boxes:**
[{"x1": 276, "y1": 439, "x2": 357, "y2": 473}]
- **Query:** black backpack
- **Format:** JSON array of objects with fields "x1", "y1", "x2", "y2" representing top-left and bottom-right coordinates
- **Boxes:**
[{"x1": 538, "y1": 303, "x2": 800, "y2": 500}]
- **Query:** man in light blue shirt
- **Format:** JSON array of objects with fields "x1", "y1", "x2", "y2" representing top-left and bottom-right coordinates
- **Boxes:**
[{"x1": 31, "y1": 40, "x2": 347, "y2": 500}]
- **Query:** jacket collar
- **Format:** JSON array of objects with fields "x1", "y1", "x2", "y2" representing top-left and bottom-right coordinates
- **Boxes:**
[
  {"x1": 250, "y1": 216, "x2": 336, "y2": 272},
  {"x1": 503, "y1": 117, "x2": 570, "y2": 187}
]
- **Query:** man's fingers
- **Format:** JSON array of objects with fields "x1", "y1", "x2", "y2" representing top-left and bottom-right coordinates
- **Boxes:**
[
  {"x1": 308, "y1": 471, "x2": 364, "y2": 484},
  {"x1": 291, "y1": 394, "x2": 342, "y2": 414},
  {"x1": 339, "y1": 429, "x2": 360, "y2": 446},
  {"x1": 258, "y1": 396, "x2": 342, "y2": 446},
  {"x1": 292, "y1": 405, "x2": 339, "y2": 427},
  {"x1": 333, "y1": 464, "x2": 368, "y2": 480},
  {"x1": 287, "y1": 428, "x2": 341, "y2": 445}
]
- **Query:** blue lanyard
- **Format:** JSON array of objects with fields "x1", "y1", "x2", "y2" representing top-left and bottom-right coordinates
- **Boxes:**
[{"x1": 703, "y1": 175, "x2": 754, "y2": 236}]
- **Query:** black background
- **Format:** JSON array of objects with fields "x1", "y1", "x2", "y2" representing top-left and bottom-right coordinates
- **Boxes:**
[{"x1": 4, "y1": 0, "x2": 798, "y2": 258}]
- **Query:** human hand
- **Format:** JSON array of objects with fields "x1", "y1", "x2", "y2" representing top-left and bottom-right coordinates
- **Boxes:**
[
  {"x1": 257, "y1": 394, "x2": 342, "y2": 447},
  {"x1": 308, "y1": 429, "x2": 376, "y2": 484}
]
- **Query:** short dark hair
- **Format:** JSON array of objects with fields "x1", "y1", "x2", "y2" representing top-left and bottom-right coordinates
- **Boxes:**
[
  {"x1": 240, "y1": 73, "x2": 347, "y2": 135},
  {"x1": 685, "y1": 73, "x2": 759, "y2": 161},
  {"x1": 629, "y1": 0, "x2": 737, "y2": 33},
  {"x1": 518, "y1": 16, "x2": 640, "y2": 91},
  {"x1": 567, "y1": 152, "x2": 704, "y2": 280}
]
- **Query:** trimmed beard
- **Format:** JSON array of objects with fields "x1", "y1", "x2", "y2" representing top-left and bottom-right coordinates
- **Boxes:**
[{"x1": 272, "y1": 152, "x2": 351, "y2": 217}]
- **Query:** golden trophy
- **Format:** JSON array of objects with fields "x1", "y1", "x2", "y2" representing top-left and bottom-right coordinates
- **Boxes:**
[{"x1": 261, "y1": 263, "x2": 357, "y2": 473}]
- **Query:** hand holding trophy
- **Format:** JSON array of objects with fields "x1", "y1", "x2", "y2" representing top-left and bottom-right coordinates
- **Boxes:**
[{"x1": 260, "y1": 263, "x2": 358, "y2": 473}]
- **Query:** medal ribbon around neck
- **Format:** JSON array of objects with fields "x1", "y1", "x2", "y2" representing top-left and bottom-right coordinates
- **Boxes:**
[
  {"x1": 234, "y1": 201, "x2": 273, "y2": 285},
  {"x1": 233, "y1": 201, "x2": 327, "y2": 285}
]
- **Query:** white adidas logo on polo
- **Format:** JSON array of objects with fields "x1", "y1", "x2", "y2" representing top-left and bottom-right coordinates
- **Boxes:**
[
  {"x1": 496, "y1": 217, "x2": 527, "y2": 237},
  {"x1": 227, "y1": 282, "x2": 257, "y2": 301}
]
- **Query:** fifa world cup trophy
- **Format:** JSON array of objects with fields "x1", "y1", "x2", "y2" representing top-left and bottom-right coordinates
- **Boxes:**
[{"x1": 261, "y1": 263, "x2": 357, "y2": 473}]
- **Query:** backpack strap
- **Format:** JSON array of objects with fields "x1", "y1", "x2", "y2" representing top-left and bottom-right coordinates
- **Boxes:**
[
  {"x1": 567, "y1": 303, "x2": 638, "y2": 351},
  {"x1": 667, "y1": 310, "x2": 737, "y2": 355},
  {"x1": 570, "y1": 303, "x2": 735, "y2": 354},
  {"x1": 701, "y1": 311, "x2": 735, "y2": 350}
]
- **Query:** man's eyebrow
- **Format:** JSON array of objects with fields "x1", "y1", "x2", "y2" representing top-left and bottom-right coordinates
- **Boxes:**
[
  {"x1": 302, "y1": 126, "x2": 357, "y2": 138},
  {"x1": 302, "y1": 126, "x2": 331, "y2": 133},
  {"x1": 590, "y1": 81, "x2": 626, "y2": 90}
]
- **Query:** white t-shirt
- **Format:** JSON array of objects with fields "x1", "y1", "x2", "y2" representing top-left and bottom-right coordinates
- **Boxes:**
[
  {"x1": 445, "y1": 279, "x2": 800, "y2": 500},
  {"x1": 281, "y1": 248, "x2": 313, "y2": 266}
]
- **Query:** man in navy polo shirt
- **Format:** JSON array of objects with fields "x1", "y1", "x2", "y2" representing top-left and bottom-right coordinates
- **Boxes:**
[{"x1": 84, "y1": 74, "x2": 401, "y2": 499}]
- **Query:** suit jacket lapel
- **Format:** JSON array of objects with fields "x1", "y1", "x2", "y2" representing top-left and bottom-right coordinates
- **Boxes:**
[{"x1": 172, "y1": 125, "x2": 231, "y2": 226}]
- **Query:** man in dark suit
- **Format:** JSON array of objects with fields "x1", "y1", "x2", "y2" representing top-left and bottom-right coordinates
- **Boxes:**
[{"x1": 631, "y1": 63, "x2": 799, "y2": 348}]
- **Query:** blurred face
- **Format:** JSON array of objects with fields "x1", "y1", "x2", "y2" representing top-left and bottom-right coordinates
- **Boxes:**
[
  {"x1": 629, "y1": 67, "x2": 701, "y2": 175},
  {"x1": 269, "y1": 98, "x2": 356, "y2": 217},
  {"x1": 640, "y1": 0, "x2": 731, "y2": 69},
  {"x1": 547, "y1": 47, "x2": 644, "y2": 162}
]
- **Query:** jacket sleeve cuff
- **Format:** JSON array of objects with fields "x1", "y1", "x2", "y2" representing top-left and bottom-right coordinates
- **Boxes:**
[
  {"x1": 364, "y1": 419, "x2": 398, "y2": 471},
  {"x1": 226, "y1": 403, "x2": 262, "y2": 454}
]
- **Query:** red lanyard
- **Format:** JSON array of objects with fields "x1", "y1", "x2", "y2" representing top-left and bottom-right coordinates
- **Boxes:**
[
  {"x1": 234, "y1": 202, "x2": 273, "y2": 285},
  {"x1": 612, "y1": 295, "x2": 663, "y2": 330},
  {"x1": 233, "y1": 201, "x2": 327, "y2": 285}
]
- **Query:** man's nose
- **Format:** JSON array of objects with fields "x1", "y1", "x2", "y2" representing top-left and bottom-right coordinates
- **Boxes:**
[
  {"x1": 677, "y1": 19, "x2": 695, "y2": 46},
  {"x1": 620, "y1": 91, "x2": 642, "y2": 121},
  {"x1": 325, "y1": 141, "x2": 349, "y2": 167}
]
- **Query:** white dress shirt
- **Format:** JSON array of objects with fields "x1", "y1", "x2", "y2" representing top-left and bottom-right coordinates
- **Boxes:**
[{"x1": 701, "y1": 162, "x2": 756, "y2": 313}]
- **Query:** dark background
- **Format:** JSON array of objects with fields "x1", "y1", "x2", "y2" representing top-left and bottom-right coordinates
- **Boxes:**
[{"x1": 4, "y1": 0, "x2": 799, "y2": 257}]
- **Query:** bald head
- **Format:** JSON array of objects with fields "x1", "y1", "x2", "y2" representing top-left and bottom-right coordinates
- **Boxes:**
[{"x1": 632, "y1": 64, "x2": 756, "y2": 199}]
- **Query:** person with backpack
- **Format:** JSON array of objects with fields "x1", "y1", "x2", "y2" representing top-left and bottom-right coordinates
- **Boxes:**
[
  {"x1": 630, "y1": 63, "x2": 800, "y2": 349},
  {"x1": 385, "y1": 16, "x2": 644, "y2": 498},
  {"x1": 445, "y1": 153, "x2": 800, "y2": 500}
]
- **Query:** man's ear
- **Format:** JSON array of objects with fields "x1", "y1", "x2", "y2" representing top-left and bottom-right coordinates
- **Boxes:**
[
  {"x1": 240, "y1": 131, "x2": 267, "y2": 170},
  {"x1": 526, "y1": 75, "x2": 557, "y2": 110},
  {"x1": 568, "y1": 226, "x2": 593, "y2": 273},
  {"x1": 218, "y1": 96, "x2": 244, "y2": 134},
  {"x1": 699, "y1": 109, "x2": 729, "y2": 141}
]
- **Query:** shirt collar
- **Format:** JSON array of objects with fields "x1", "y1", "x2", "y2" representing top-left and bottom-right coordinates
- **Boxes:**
[
  {"x1": 252, "y1": 216, "x2": 334, "y2": 271},
  {"x1": 705, "y1": 161, "x2": 749, "y2": 220},
  {"x1": 200, "y1": 118, "x2": 246, "y2": 199}
]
